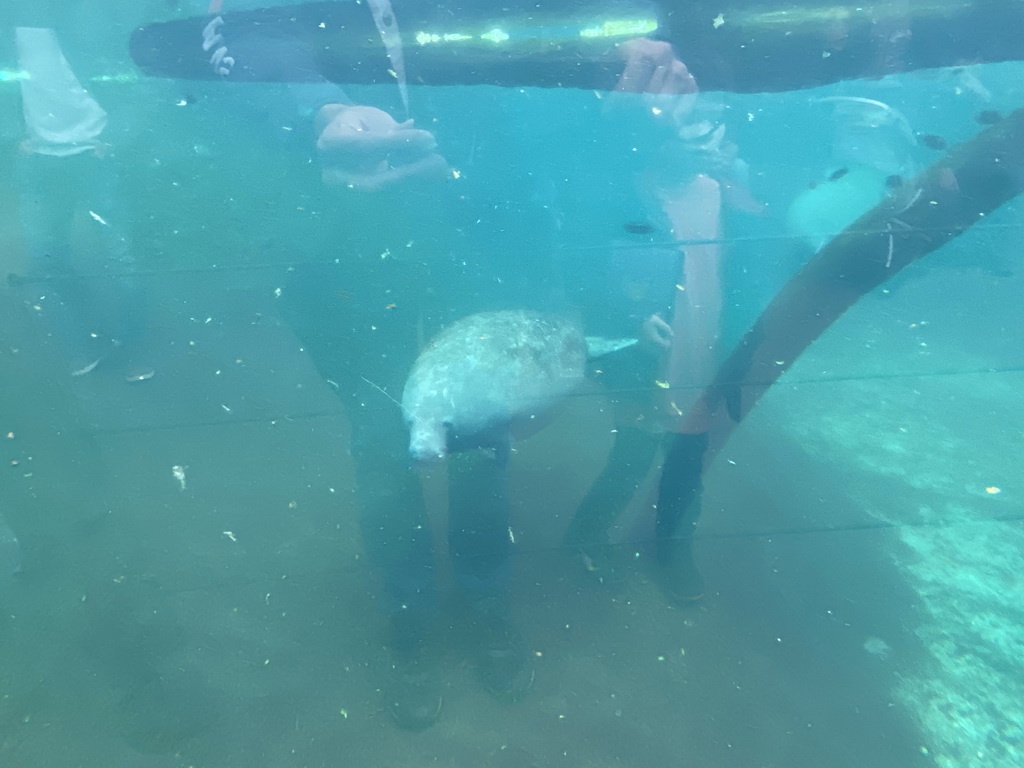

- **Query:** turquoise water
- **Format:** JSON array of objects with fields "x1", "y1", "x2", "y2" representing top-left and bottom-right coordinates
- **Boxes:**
[{"x1": 1, "y1": 2, "x2": 1023, "y2": 766}]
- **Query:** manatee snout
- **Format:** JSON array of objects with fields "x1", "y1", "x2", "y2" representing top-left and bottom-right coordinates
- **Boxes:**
[{"x1": 407, "y1": 419, "x2": 448, "y2": 463}]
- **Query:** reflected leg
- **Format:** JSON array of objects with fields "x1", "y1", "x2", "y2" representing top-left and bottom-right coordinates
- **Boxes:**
[
  {"x1": 448, "y1": 450, "x2": 510, "y2": 618},
  {"x1": 282, "y1": 264, "x2": 437, "y2": 642},
  {"x1": 563, "y1": 347, "x2": 664, "y2": 582},
  {"x1": 349, "y1": 384, "x2": 445, "y2": 730},
  {"x1": 15, "y1": 151, "x2": 150, "y2": 378},
  {"x1": 654, "y1": 430, "x2": 708, "y2": 603},
  {"x1": 348, "y1": 394, "x2": 435, "y2": 652},
  {"x1": 15, "y1": 152, "x2": 106, "y2": 371},
  {"x1": 448, "y1": 451, "x2": 533, "y2": 699},
  {"x1": 84, "y1": 155, "x2": 152, "y2": 379},
  {"x1": 280, "y1": 263, "x2": 442, "y2": 728},
  {"x1": 651, "y1": 174, "x2": 723, "y2": 603},
  {"x1": 563, "y1": 424, "x2": 662, "y2": 581}
]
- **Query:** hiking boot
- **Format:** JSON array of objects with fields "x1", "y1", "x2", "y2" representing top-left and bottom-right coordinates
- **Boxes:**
[
  {"x1": 655, "y1": 536, "x2": 704, "y2": 605},
  {"x1": 475, "y1": 620, "x2": 534, "y2": 701},
  {"x1": 384, "y1": 652, "x2": 443, "y2": 730}
]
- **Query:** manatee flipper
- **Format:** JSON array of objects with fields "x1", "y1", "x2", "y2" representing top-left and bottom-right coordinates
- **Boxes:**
[{"x1": 584, "y1": 336, "x2": 638, "y2": 358}]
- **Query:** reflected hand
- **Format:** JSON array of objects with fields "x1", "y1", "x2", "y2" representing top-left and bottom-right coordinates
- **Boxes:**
[
  {"x1": 615, "y1": 38, "x2": 698, "y2": 97},
  {"x1": 640, "y1": 313, "x2": 674, "y2": 353},
  {"x1": 616, "y1": 40, "x2": 768, "y2": 215},
  {"x1": 315, "y1": 104, "x2": 449, "y2": 191},
  {"x1": 202, "y1": 16, "x2": 235, "y2": 77},
  {"x1": 614, "y1": 39, "x2": 698, "y2": 128}
]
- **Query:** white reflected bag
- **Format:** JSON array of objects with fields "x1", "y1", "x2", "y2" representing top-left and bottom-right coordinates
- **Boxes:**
[{"x1": 16, "y1": 26, "x2": 108, "y2": 157}]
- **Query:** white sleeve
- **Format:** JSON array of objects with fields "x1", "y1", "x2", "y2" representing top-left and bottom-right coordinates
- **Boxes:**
[{"x1": 16, "y1": 26, "x2": 107, "y2": 156}]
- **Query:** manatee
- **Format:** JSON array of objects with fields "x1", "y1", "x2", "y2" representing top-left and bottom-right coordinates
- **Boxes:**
[{"x1": 402, "y1": 310, "x2": 599, "y2": 463}]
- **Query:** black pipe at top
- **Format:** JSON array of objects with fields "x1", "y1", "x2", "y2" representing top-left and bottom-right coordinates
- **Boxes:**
[{"x1": 130, "y1": 0, "x2": 1024, "y2": 94}]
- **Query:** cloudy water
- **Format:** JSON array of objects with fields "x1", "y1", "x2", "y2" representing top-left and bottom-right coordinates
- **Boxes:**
[{"x1": 0, "y1": 1, "x2": 1022, "y2": 766}]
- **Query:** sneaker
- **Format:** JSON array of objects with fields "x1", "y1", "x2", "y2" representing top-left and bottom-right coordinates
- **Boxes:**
[
  {"x1": 384, "y1": 653, "x2": 443, "y2": 730},
  {"x1": 475, "y1": 621, "x2": 535, "y2": 701}
]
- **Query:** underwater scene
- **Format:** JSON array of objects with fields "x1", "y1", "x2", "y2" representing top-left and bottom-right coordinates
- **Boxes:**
[{"x1": 0, "y1": 0, "x2": 1022, "y2": 766}]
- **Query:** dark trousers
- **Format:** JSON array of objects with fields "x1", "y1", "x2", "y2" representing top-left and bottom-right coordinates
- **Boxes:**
[{"x1": 282, "y1": 255, "x2": 511, "y2": 653}]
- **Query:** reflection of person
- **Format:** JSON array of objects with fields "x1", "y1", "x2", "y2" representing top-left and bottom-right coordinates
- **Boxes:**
[
  {"x1": 787, "y1": 96, "x2": 920, "y2": 252},
  {"x1": 13, "y1": 26, "x2": 153, "y2": 382},
  {"x1": 561, "y1": 39, "x2": 763, "y2": 603},
  {"x1": 196, "y1": 3, "x2": 535, "y2": 731}
]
